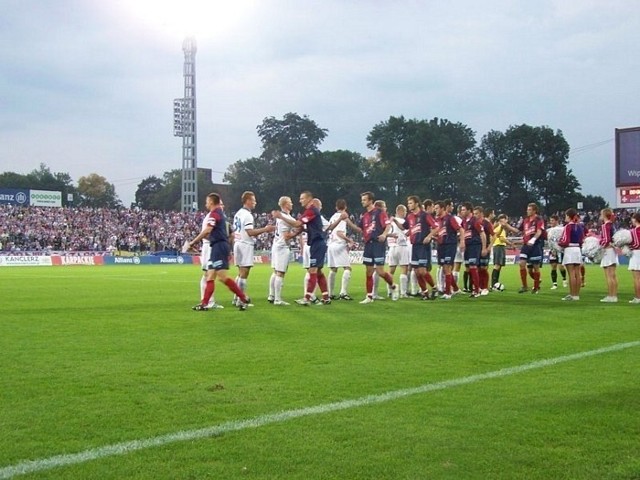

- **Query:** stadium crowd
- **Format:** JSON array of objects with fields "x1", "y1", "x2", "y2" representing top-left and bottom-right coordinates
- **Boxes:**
[
  {"x1": 0, "y1": 203, "x2": 636, "y2": 253},
  {"x1": 0, "y1": 205, "x2": 203, "y2": 253}
]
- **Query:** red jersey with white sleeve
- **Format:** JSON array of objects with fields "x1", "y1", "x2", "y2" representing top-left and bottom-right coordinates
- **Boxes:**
[
  {"x1": 521, "y1": 215, "x2": 545, "y2": 244},
  {"x1": 463, "y1": 216, "x2": 483, "y2": 246},
  {"x1": 401, "y1": 211, "x2": 438, "y2": 245},
  {"x1": 358, "y1": 208, "x2": 390, "y2": 243},
  {"x1": 206, "y1": 208, "x2": 229, "y2": 244},
  {"x1": 435, "y1": 214, "x2": 461, "y2": 245},
  {"x1": 481, "y1": 218, "x2": 494, "y2": 240}
]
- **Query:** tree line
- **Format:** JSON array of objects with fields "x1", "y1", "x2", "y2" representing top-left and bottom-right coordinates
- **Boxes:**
[
  {"x1": 0, "y1": 164, "x2": 121, "y2": 208},
  {"x1": 1, "y1": 113, "x2": 608, "y2": 215},
  {"x1": 218, "y1": 113, "x2": 607, "y2": 216}
]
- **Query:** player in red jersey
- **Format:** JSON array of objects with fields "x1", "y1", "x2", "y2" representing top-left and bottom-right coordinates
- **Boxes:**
[
  {"x1": 518, "y1": 203, "x2": 546, "y2": 294},
  {"x1": 433, "y1": 200, "x2": 464, "y2": 298},
  {"x1": 273, "y1": 191, "x2": 331, "y2": 305},
  {"x1": 476, "y1": 207, "x2": 494, "y2": 295},
  {"x1": 342, "y1": 192, "x2": 398, "y2": 303},
  {"x1": 460, "y1": 202, "x2": 487, "y2": 298},
  {"x1": 394, "y1": 196, "x2": 438, "y2": 300},
  {"x1": 187, "y1": 193, "x2": 252, "y2": 311},
  {"x1": 558, "y1": 208, "x2": 585, "y2": 301}
]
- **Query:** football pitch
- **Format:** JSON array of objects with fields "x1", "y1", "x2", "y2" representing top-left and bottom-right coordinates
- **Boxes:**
[{"x1": 1, "y1": 264, "x2": 638, "y2": 479}]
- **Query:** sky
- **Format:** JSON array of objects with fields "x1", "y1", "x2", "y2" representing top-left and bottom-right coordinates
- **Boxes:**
[{"x1": 1, "y1": 0, "x2": 638, "y2": 207}]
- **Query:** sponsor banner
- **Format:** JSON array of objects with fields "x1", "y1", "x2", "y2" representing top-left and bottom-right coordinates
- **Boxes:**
[
  {"x1": 102, "y1": 255, "x2": 197, "y2": 266},
  {"x1": 0, "y1": 255, "x2": 52, "y2": 267},
  {"x1": 30, "y1": 189, "x2": 62, "y2": 207},
  {"x1": 0, "y1": 188, "x2": 30, "y2": 206},
  {"x1": 148, "y1": 255, "x2": 196, "y2": 265},
  {"x1": 51, "y1": 255, "x2": 105, "y2": 266},
  {"x1": 104, "y1": 256, "x2": 144, "y2": 265}
]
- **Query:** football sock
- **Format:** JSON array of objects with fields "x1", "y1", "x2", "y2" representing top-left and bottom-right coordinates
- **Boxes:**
[
  {"x1": 328, "y1": 270, "x2": 336, "y2": 297},
  {"x1": 424, "y1": 271, "x2": 435, "y2": 288},
  {"x1": 269, "y1": 272, "x2": 276, "y2": 298},
  {"x1": 410, "y1": 270, "x2": 418, "y2": 294},
  {"x1": 519, "y1": 268, "x2": 528, "y2": 287},
  {"x1": 341, "y1": 269, "x2": 351, "y2": 295},
  {"x1": 317, "y1": 272, "x2": 329, "y2": 300},
  {"x1": 202, "y1": 280, "x2": 215, "y2": 305},
  {"x1": 274, "y1": 275, "x2": 283, "y2": 302},
  {"x1": 533, "y1": 271, "x2": 541, "y2": 290},
  {"x1": 304, "y1": 272, "x2": 310, "y2": 296},
  {"x1": 224, "y1": 278, "x2": 246, "y2": 302},
  {"x1": 400, "y1": 273, "x2": 408, "y2": 295},
  {"x1": 445, "y1": 273, "x2": 453, "y2": 295},
  {"x1": 372, "y1": 271, "x2": 379, "y2": 295},
  {"x1": 470, "y1": 267, "x2": 481, "y2": 293},
  {"x1": 306, "y1": 273, "x2": 318, "y2": 299},
  {"x1": 366, "y1": 274, "x2": 374, "y2": 296}
]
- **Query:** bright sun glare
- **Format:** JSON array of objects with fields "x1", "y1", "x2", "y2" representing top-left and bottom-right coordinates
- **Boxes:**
[{"x1": 116, "y1": 0, "x2": 255, "y2": 43}]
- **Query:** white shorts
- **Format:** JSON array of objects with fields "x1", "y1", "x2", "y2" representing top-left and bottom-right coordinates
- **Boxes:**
[
  {"x1": 388, "y1": 245, "x2": 410, "y2": 267},
  {"x1": 600, "y1": 247, "x2": 618, "y2": 268},
  {"x1": 327, "y1": 242, "x2": 351, "y2": 268},
  {"x1": 233, "y1": 242, "x2": 254, "y2": 267},
  {"x1": 562, "y1": 246, "x2": 583, "y2": 265},
  {"x1": 629, "y1": 250, "x2": 640, "y2": 271},
  {"x1": 302, "y1": 245, "x2": 310, "y2": 269},
  {"x1": 201, "y1": 241, "x2": 211, "y2": 271},
  {"x1": 271, "y1": 246, "x2": 290, "y2": 273},
  {"x1": 454, "y1": 246, "x2": 463, "y2": 263}
]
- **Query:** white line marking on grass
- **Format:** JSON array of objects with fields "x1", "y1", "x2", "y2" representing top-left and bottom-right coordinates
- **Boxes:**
[{"x1": 1, "y1": 340, "x2": 638, "y2": 479}]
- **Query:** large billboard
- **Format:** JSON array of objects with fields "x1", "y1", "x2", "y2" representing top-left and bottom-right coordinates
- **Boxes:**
[
  {"x1": 30, "y1": 189, "x2": 62, "y2": 207},
  {"x1": 0, "y1": 188, "x2": 61, "y2": 207},
  {"x1": 616, "y1": 127, "x2": 640, "y2": 187},
  {"x1": 0, "y1": 188, "x2": 30, "y2": 206}
]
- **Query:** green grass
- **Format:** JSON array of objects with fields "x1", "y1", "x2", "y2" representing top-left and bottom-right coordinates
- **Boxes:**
[{"x1": 0, "y1": 263, "x2": 638, "y2": 479}]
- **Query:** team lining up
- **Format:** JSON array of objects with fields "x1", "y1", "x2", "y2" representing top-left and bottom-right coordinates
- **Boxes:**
[{"x1": 186, "y1": 191, "x2": 640, "y2": 310}]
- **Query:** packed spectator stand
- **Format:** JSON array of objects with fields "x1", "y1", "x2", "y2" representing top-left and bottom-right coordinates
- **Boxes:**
[{"x1": 0, "y1": 204, "x2": 636, "y2": 254}]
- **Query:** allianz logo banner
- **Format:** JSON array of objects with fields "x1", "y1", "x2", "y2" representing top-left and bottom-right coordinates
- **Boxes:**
[
  {"x1": 0, "y1": 188, "x2": 30, "y2": 206},
  {"x1": 0, "y1": 188, "x2": 62, "y2": 207},
  {"x1": 103, "y1": 255, "x2": 196, "y2": 265}
]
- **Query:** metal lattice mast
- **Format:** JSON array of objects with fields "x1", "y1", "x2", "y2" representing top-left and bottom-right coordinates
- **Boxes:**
[{"x1": 173, "y1": 37, "x2": 198, "y2": 212}]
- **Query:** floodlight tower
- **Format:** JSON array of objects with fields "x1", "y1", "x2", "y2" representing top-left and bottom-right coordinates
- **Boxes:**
[{"x1": 173, "y1": 36, "x2": 198, "y2": 212}]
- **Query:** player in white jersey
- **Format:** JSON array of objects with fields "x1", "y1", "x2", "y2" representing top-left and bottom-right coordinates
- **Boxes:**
[
  {"x1": 450, "y1": 201, "x2": 465, "y2": 288},
  {"x1": 387, "y1": 204, "x2": 411, "y2": 297},
  {"x1": 268, "y1": 196, "x2": 298, "y2": 305},
  {"x1": 232, "y1": 191, "x2": 276, "y2": 304},
  {"x1": 199, "y1": 207, "x2": 224, "y2": 309},
  {"x1": 327, "y1": 199, "x2": 355, "y2": 300}
]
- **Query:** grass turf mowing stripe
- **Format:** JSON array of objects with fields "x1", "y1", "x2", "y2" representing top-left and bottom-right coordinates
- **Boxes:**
[{"x1": 1, "y1": 340, "x2": 638, "y2": 479}]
